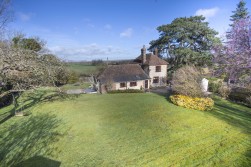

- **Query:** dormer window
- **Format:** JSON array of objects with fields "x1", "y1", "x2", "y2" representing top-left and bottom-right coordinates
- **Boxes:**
[{"x1": 156, "y1": 66, "x2": 161, "y2": 72}]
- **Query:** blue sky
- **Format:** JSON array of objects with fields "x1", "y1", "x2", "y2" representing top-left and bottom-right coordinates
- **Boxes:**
[{"x1": 10, "y1": 0, "x2": 251, "y2": 61}]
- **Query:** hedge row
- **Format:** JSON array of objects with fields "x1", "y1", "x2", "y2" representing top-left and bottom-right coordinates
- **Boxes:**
[
  {"x1": 108, "y1": 89, "x2": 144, "y2": 94},
  {"x1": 229, "y1": 87, "x2": 251, "y2": 105},
  {"x1": 170, "y1": 95, "x2": 214, "y2": 111}
]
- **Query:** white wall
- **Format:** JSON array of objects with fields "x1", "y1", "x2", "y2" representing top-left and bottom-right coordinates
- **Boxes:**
[
  {"x1": 115, "y1": 80, "x2": 146, "y2": 90},
  {"x1": 149, "y1": 65, "x2": 167, "y2": 86}
]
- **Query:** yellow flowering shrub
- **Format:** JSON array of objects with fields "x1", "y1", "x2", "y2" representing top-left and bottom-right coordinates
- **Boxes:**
[{"x1": 170, "y1": 95, "x2": 214, "y2": 111}]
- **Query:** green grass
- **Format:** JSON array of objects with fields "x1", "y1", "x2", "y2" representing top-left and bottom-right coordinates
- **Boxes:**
[
  {"x1": 0, "y1": 89, "x2": 250, "y2": 166},
  {"x1": 60, "y1": 83, "x2": 91, "y2": 91},
  {"x1": 67, "y1": 63, "x2": 98, "y2": 75}
]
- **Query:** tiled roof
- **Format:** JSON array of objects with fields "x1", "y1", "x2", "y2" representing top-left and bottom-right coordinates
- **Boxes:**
[
  {"x1": 135, "y1": 53, "x2": 168, "y2": 65},
  {"x1": 98, "y1": 64, "x2": 150, "y2": 84}
]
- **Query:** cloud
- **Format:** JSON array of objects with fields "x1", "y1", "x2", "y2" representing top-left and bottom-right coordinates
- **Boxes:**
[
  {"x1": 18, "y1": 12, "x2": 34, "y2": 22},
  {"x1": 87, "y1": 23, "x2": 95, "y2": 28},
  {"x1": 195, "y1": 7, "x2": 219, "y2": 20},
  {"x1": 104, "y1": 24, "x2": 112, "y2": 30},
  {"x1": 82, "y1": 18, "x2": 95, "y2": 28},
  {"x1": 120, "y1": 28, "x2": 133, "y2": 38},
  {"x1": 49, "y1": 44, "x2": 125, "y2": 61}
]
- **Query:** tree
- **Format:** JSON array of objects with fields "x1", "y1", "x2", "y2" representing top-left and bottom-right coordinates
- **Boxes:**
[
  {"x1": 149, "y1": 16, "x2": 220, "y2": 72},
  {"x1": 230, "y1": 0, "x2": 249, "y2": 25},
  {"x1": 172, "y1": 65, "x2": 204, "y2": 98},
  {"x1": 12, "y1": 35, "x2": 45, "y2": 52},
  {"x1": 0, "y1": 0, "x2": 12, "y2": 33},
  {"x1": 213, "y1": 18, "x2": 251, "y2": 85},
  {"x1": 0, "y1": 40, "x2": 67, "y2": 112},
  {"x1": 40, "y1": 54, "x2": 68, "y2": 86}
]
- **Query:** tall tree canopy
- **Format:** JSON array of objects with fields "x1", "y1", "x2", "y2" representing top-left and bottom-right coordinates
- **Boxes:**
[
  {"x1": 149, "y1": 16, "x2": 220, "y2": 72},
  {"x1": 230, "y1": 0, "x2": 249, "y2": 24}
]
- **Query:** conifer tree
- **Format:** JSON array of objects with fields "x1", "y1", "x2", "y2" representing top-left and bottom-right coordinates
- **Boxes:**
[{"x1": 230, "y1": 0, "x2": 249, "y2": 25}]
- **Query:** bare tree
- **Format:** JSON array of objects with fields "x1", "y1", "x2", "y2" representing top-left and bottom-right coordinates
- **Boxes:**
[
  {"x1": 0, "y1": 0, "x2": 12, "y2": 36},
  {"x1": 0, "y1": 41, "x2": 68, "y2": 112}
]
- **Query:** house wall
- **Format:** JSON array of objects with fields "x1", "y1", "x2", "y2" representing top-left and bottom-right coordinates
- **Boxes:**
[
  {"x1": 100, "y1": 80, "x2": 149, "y2": 93},
  {"x1": 99, "y1": 82, "x2": 116, "y2": 94},
  {"x1": 149, "y1": 65, "x2": 167, "y2": 87},
  {"x1": 115, "y1": 80, "x2": 146, "y2": 90}
]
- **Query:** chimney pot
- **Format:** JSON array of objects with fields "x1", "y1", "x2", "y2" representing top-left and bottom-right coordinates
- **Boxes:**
[
  {"x1": 153, "y1": 48, "x2": 158, "y2": 56},
  {"x1": 141, "y1": 45, "x2": 146, "y2": 64}
]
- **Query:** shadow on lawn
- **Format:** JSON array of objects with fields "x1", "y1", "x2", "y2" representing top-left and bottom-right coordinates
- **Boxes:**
[
  {"x1": 0, "y1": 113, "x2": 63, "y2": 166},
  {"x1": 209, "y1": 97, "x2": 251, "y2": 166},
  {"x1": 14, "y1": 155, "x2": 61, "y2": 167},
  {"x1": 0, "y1": 89, "x2": 79, "y2": 125},
  {"x1": 210, "y1": 97, "x2": 251, "y2": 133}
]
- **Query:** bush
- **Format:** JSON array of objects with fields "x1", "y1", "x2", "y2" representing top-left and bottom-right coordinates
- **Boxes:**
[
  {"x1": 229, "y1": 87, "x2": 251, "y2": 104},
  {"x1": 208, "y1": 82, "x2": 221, "y2": 93},
  {"x1": 108, "y1": 89, "x2": 144, "y2": 94},
  {"x1": 218, "y1": 85, "x2": 231, "y2": 99},
  {"x1": 207, "y1": 77, "x2": 223, "y2": 93},
  {"x1": 67, "y1": 71, "x2": 79, "y2": 84},
  {"x1": 172, "y1": 65, "x2": 204, "y2": 97},
  {"x1": 246, "y1": 96, "x2": 251, "y2": 107},
  {"x1": 170, "y1": 95, "x2": 214, "y2": 111}
]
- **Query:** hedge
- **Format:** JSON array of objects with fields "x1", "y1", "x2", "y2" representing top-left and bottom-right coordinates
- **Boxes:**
[
  {"x1": 108, "y1": 89, "x2": 144, "y2": 94},
  {"x1": 229, "y1": 87, "x2": 251, "y2": 104}
]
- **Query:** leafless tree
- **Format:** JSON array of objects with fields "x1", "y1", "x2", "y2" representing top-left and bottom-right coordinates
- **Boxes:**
[
  {"x1": 0, "y1": 0, "x2": 12, "y2": 36},
  {"x1": 0, "y1": 41, "x2": 68, "y2": 112}
]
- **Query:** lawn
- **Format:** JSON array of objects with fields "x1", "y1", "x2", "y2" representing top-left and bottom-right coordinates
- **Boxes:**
[
  {"x1": 0, "y1": 89, "x2": 250, "y2": 166},
  {"x1": 60, "y1": 83, "x2": 91, "y2": 91}
]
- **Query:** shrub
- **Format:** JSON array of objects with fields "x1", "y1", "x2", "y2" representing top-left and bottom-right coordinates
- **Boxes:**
[
  {"x1": 246, "y1": 96, "x2": 251, "y2": 107},
  {"x1": 67, "y1": 71, "x2": 79, "y2": 84},
  {"x1": 172, "y1": 65, "x2": 204, "y2": 97},
  {"x1": 108, "y1": 89, "x2": 144, "y2": 94},
  {"x1": 208, "y1": 82, "x2": 221, "y2": 93},
  {"x1": 218, "y1": 85, "x2": 231, "y2": 99},
  {"x1": 229, "y1": 86, "x2": 251, "y2": 104},
  {"x1": 207, "y1": 78, "x2": 223, "y2": 93},
  {"x1": 170, "y1": 95, "x2": 214, "y2": 111}
]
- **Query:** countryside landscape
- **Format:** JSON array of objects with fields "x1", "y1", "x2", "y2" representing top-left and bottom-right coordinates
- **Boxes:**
[{"x1": 0, "y1": 0, "x2": 251, "y2": 166}]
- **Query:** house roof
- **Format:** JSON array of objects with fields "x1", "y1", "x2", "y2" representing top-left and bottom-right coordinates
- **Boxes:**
[
  {"x1": 135, "y1": 53, "x2": 168, "y2": 66},
  {"x1": 98, "y1": 64, "x2": 150, "y2": 84}
]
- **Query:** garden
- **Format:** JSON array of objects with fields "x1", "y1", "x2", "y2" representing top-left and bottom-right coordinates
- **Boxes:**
[{"x1": 0, "y1": 89, "x2": 250, "y2": 166}]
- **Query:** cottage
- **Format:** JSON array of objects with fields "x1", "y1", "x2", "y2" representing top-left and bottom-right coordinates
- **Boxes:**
[
  {"x1": 134, "y1": 46, "x2": 168, "y2": 87},
  {"x1": 97, "y1": 46, "x2": 168, "y2": 93},
  {"x1": 97, "y1": 64, "x2": 150, "y2": 93}
]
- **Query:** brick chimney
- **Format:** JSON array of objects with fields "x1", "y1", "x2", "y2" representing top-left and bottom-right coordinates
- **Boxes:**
[
  {"x1": 141, "y1": 45, "x2": 146, "y2": 64},
  {"x1": 153, "y1": 48, "x2": 158, "y2": 56}
]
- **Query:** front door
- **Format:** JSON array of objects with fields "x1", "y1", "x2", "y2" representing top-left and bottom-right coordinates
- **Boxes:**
[{"x1": 145, "y1": 80, "x2": 148, "y2": 89}]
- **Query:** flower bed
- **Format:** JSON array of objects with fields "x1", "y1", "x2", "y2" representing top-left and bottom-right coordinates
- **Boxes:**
[{"x1": 170, "y1": 95, "x2": 214, "y2": 111}]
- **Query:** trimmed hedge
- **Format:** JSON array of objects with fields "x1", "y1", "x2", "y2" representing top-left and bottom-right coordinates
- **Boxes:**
[
  {"x1": 170, "y1": 95, "x2": 214, "y2": 111},
  {"x1": 108, "y1": 89, "x2": 144, "y2": 94}
]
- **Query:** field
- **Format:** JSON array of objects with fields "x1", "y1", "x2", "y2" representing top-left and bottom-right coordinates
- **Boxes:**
[
  {"x1": 67, "y1": 62, "x2": 98, "y2": 75},
  {"x1": 0, "y1": 89, "x2": 250, "y2": 166}
]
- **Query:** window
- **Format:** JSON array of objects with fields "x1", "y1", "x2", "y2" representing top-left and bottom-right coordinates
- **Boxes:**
[
  {"x1": 120, "y1": 82, "x2": 126, "y2": 88},
  {"x1": 130, "y1": 81, "x2": 137, "y2": 87},
  {"x1": 153, "y1": 77, "x2": 159, "y2": 83},
  {"x1": 156, "y1": 66, "x2": 161, "y2": 72}
]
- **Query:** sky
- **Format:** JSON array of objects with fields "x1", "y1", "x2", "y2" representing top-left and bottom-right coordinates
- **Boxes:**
[{"x1": 9, "y1": 0, "x2": 251, "y2": 61}]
